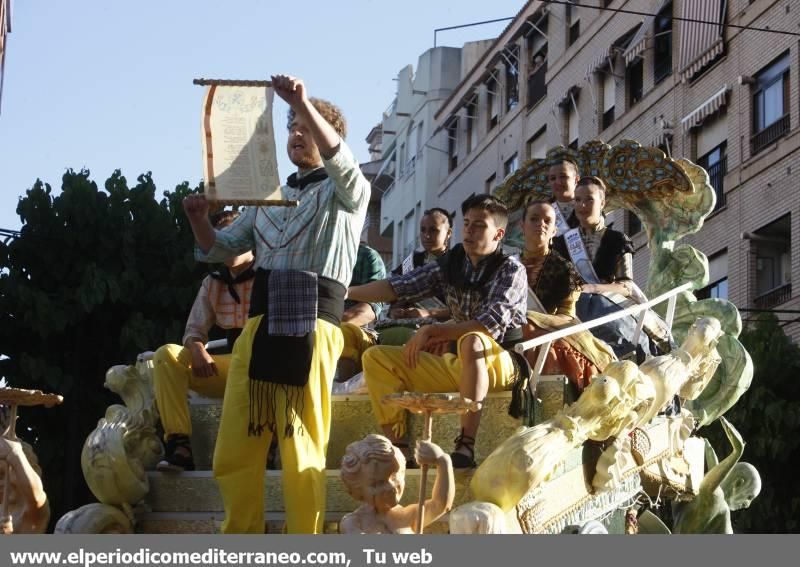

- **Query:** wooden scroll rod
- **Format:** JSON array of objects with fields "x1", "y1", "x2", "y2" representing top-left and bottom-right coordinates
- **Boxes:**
[
  {"x1": 193, "y1": 78, "x2": 272, "y2": 87},
  {"x1": 207, "y1": 199, "x2": 298, "y2": 207}
]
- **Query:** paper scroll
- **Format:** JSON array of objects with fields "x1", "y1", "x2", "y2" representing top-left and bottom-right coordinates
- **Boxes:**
[{"x1": 201, "y1": 85, "x2": 285, "y2": 204}]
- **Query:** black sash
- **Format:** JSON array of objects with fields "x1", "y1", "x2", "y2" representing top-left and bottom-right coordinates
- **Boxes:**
[{"x1": 245, "y1": 269, "x2": 345, "y2": 437}]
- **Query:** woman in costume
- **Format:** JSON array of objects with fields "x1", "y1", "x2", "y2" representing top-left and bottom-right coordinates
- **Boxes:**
[
  {"x1": 519, "y1": 200, "x2": 615, "y2": 394},
  {"x1": 379, "y1": 208, "x2": 453, "y2": 346},
  {"x1": 553, "y1": 176, "x2": 662, "y2": 359}
]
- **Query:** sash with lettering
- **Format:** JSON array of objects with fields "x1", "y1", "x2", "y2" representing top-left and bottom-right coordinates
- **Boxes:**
[
  {"x1": 564, "y1": 228, "x2": 671, "y2": 347},
  {"x1": 563, "y1": 228, "x2": 602, "y2": 285},
  {"x1": 553, "y1": 204, "x2": 572, "y2": 237}
]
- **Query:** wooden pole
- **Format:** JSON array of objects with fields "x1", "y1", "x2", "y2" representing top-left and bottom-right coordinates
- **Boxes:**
[
  {"x1": 206, "y1": 199, "x2": 298, "y2": 207},
  {"x1": 416, "y1": 410, "x2": 433, "y2": 534},
  {"x1": 193, "y1": 78, "x2": 272, "y2": 87}
]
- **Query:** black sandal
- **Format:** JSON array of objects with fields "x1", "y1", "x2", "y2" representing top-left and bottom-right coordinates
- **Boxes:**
[
  {"x1": 157, "y1": 434, "x2": 195, "y2": 472},
  {"x1": 450, "y1": 429, "x2": 477, "y2": 468}
]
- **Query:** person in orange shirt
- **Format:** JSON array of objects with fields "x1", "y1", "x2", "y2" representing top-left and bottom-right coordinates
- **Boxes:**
[{"x1": 153, "y1": 210, "x2": 255, "y2": 472}]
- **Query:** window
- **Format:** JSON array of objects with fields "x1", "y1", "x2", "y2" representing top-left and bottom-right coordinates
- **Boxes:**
[
  {"x1": 407, "y1": 123, "x2": 418, "y2": 176},
  {"x1": 752, "y1": 52, "x2": 790, "y2": 155},
  {"x1": 466, "y1": 97, "x2": 478, "y2": 154},
  {"x1": 485, "y1": 173, "x2": 496, "y2": 194},
  {"x1": 626, "y1": 211, "x2": 642, "y2": 235},
  {"x1": 698, "y1": 142, "x2": 727, "y2": 211},
  {"x1": 653, "y1": 2, "x2": 673, "y2": 84},
  {"x1": 566, "y1": 3, "x2": 580, "y2": 47},
  {"x1": 627, "y1": 58, "x2": 643, "y2": 107},
  {"x1": 697, "y1": 278, "x2": 728, "y2": 300},
  {"x1": 398, "y1": 143, "x2": 406, "y2": 176},
  {"x1": 447, "y1": 120, "x2": 458, "y2": 172},
  {"x1": 504, "y1": 154, "x2": 518, "y2": 179},
  {"x1": 753, "y1": 215, "x2": 791, "y2": 309},
  {"x1": 526, "y1": 126, "x2": 547, "y2": 160},
  {"x1": 527, "y1": 50, "x2": 547, "y2": 110},
  {"x1": 602, "y1": 71, "x2": 615, "y2": 130},
  {"x1": 567, "y1": 97, "x2": 579, "y2": 148},
  {"x1": 487, "y1": 78, "x2": 499, "y2": 130},
  {"x1": 504, "y1": 46, "x2": 520, "y2": 112}
]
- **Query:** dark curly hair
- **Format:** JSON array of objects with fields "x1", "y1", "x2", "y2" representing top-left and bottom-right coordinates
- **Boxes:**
[{"x1": 287, "y1": 97, "x2": 347, "y2": 139}]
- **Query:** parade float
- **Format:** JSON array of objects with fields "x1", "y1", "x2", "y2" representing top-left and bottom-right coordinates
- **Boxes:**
[{"x1": 39, "y1": 136, "x2": 759, "y2": 535}]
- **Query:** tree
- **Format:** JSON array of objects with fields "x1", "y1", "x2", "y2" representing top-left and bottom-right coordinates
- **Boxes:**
[
  {"x1": 703, "y1": 313, "x2": 800, "y2": 532},
  {"x1": 0, "y1": 169, "x2": 204, "y2": 526}
]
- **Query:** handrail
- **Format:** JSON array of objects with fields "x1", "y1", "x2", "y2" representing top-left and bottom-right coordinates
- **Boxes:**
[
  {"x1": 515, "y1": 282, "x2": 693, "y2": 354},
  {"x1": 515, "y1": 281, "x2": 693, "y2": 396}
]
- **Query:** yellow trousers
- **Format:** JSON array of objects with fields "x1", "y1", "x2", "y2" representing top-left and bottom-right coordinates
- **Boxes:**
[
  {"x1": 339, "y1": 322, "x2": 376, "y2": 368},
  {"x1": 213, "y1": 316, "x2": 343, "y2": 534},
  {"x1": 152, "y1": 344, "x2": 229, "y2": 439},
  {"x1": 362, "y1": 331, "x2": 516, "y2": 438}
]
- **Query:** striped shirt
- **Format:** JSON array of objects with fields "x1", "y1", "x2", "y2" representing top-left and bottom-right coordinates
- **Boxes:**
[
  {"x1": 388, "y1": 251, "x2": 528, "y2": 342},
  {"x1": 183, "y1": 275, "x2": 254, "y2": 345},
  {"x1": 197, "y1": 141, "x2": 370, "y2": 287}
]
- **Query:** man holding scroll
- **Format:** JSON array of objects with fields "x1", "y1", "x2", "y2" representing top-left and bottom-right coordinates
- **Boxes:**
[{"x1": 183, "y1": 75, "x2": 369, "y2": 534}]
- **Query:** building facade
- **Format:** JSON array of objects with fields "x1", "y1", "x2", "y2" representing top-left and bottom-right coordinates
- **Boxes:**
[
  {"x1": 432, "y1": 0, "x2": 800, "y2": 339},
  {"x1": 377, "y1": 44, "x2": 499, "y2": 269}
]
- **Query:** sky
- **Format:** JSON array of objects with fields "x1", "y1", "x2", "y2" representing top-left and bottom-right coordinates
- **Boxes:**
[{"x1": 0, "y1": 0, "x2": 526, "y2": 231}]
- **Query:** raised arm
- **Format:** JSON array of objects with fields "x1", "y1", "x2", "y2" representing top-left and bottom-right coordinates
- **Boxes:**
[
  {"x1": 699, "y1": 416, "x2": 744, "y2": 495},
  {"x1": 272, "y1": 75, "x2": 340, "y2": 159},
  {"x1": 183, "y1": 195, "x2": 216, "y2": 253}
]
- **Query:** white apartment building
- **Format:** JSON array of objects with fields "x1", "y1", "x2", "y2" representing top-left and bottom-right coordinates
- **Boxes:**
[
  {"x1": 377, "y1": 43, "x2": 494, "y2": 269},
  {"x1": 432, "y1": 0, "x2": 800, "y2": 340}
]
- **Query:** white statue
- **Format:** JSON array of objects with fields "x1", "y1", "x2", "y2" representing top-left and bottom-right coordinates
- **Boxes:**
[{"x1": 339, "y1": 434, "x2": 454, "y2": 534}]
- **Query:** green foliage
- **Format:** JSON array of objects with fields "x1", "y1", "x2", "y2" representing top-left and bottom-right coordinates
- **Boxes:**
[
  {"x1": 703, "y1": 313, "x2": 800, "y2": 533},
  {"x1": 0, "y1": 169, "x2": 204, "y2": 525}
]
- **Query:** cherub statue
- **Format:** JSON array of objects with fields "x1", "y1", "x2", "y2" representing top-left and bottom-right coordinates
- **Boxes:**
[
  {"x1": 339, "y1": 434, "x2": 454, "y2": 534},
  {"x1": 672, "y1": 417, "x2": 761, "y2": 533},
  {"x1": 0, "y1": 436, "x2": 50, "y2": 534}
]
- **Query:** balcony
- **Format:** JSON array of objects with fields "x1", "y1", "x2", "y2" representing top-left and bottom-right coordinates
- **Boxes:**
[
  {"x1": 707, "y1": 156, "x2": 727, "y2": 211},
  {"x1": 754, "y1": 282, "x2": 792, "y2": 309},
  {"x1": 751, "y1": 114, "x2": 790, "y2": 155}
]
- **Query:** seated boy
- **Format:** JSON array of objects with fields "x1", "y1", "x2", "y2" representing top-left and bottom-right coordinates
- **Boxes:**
[
  {"x1": 347, "y1": 195, "x2": 528, "y2": 468},
  {"x1": 337, "y1": 242, "x2": 386, "y2": 383},
  {"x1": 153, "y1": 210, "x2": 255, "y2": 472}
]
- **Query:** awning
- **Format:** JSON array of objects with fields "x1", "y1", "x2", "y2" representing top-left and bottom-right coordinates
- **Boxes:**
[
  {"x1": 680, "y1": 85, "x2": 729, "y2": 131},
  {"x1": 679, "y1": 0, "x2": 727, "y2": 81},
  {"x1": 624, "y1": 0, "x2": 671, "y2": 65},
  {"x1": 585, "y1": 46, "x2": 613, "y2": 79}
]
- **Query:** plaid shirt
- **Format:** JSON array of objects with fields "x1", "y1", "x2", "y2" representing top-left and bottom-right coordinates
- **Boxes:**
[
  {"x1": 196, "y1": 141, "x2": 370, "y2": 287},
  {"x1": 183, "y1": 275, "x2": 253, "y2": 345},
  {"x1": 388, "y1": 250, "x2": 528, "y2": 342},
  {"x1": 346, "y1": 243, "x2": 386, "y2": 318}
]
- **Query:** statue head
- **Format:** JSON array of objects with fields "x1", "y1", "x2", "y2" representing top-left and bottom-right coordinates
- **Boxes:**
[
  {"x1": 679, "y1": 317, "x2": 723, "y2": 399},
  {"x1": 721, "y1": 462, "x2": 761, "y2": 511},
  {"x1": 340, "y1": 434, "x2": 405, "y2": 512}
]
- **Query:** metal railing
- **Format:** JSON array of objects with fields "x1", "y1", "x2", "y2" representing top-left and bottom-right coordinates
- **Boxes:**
[
  {"x1": 515, "y1": 282, "x2": 693, "y2": 395},
  {"x1": 754, "y1": 282, "x2": 792, "y2": 309},
  {"x1": 751, "y1": 114, "x2": 790, "y2": 155},
  {"x1": 707, "y1": 156, "x2": 727, "y2": 211}
]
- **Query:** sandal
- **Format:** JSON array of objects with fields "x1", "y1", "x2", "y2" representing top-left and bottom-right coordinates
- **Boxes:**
[
  {"x1": 450, "y1": 429, "x2": 477, "y2": 468},
  {"x1": 157, "y1": 434, "x2": 195, "y2": 472}
]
